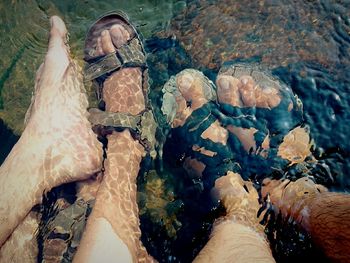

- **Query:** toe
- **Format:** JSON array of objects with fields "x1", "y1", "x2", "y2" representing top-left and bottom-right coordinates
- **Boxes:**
[
  {"x1": 96, "y1": 37, "x2": 104, "y2": 56},
  {"x1": 239, "y1": 76, "x2": 257, "y2": 107},
  {"x1": 177, "y1": 71, "x2": 208, "y2": 110},
  {"x1": 49, "y1": 16, "x2": 67, "y2": 40},
  {"x1": 45, "y1": 16, "x2": 69, "y2": 73},
  {"x1": 110, "y1": 24, "x2": 130, "y2": 48},
  {"x1": 47, "y1": 16, "x2": 68, "y2": 54},
  {"x1": 177, "y1": 72, "x2": 194, "y2": 99},
  {"x1": 216, "y1": 75, "x2": 242, "y2": 107},
  {"x1": 101, "y1": 30, "x2": 115, "y2": 54}
]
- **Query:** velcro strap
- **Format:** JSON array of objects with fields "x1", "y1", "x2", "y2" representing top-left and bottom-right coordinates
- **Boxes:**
[
  {"x1": 88, "y1": 108, "x2": 157, "y2": 158},
  {"x1": 84, "y1": 53, "x2": 122, "y2": 81},
  {"x1": 118, "y1": 38, "x2": 146, "y2": 66},
  {"x1": 88, "y1": 108, "x2": 141, "y2": 130},
  {"x1": 84, "y1": 38, "x2": 146, "y2": 82}
]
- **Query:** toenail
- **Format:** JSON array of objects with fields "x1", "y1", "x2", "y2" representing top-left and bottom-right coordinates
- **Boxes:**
[
  {"x1": 241, "y1": 77, "x2": 248, "y2": 85},
  {"x1": 263, "y1": 87, "x2": 273, "y2": 93},
  {"x1": 219, "y1": 78, "x2": 230, "y2": 90},
  {"x1": 179, "y1": 75, "x2": 194, "y2": 91},
  {"x1": 111, "y1": 25, "x2": 123, "y2": 35},
  {"x1": 115, "y1": 28, "x2": 123, "y2": 36},
  {"x1": 111, "y1": 24, "x2": 123, "y2": 30}
]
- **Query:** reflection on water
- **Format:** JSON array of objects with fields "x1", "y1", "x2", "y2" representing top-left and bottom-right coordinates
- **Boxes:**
[{"x1": 0, "y1": 0, "x2": 349, "y2": 262}]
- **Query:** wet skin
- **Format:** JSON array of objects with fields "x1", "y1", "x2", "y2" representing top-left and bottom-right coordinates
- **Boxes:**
[
  {"x1": 262, "y1": 177, "x2": 350, "y2": 262},
  {"x1": 0, "y1": 14, "x2": 347, "y2": 263},
  {"x1": 73, "y1": 23, "x2": 154, "y2": 263},
  {"x1": 0, "y1": 16, "x2": 102, "y2": 250},
  {"x1": 0, "y1": 18, "x2": 308, "y2": 263},
  {"x1": 163, "y1": 63, "x2": 320, "y2": 262}
]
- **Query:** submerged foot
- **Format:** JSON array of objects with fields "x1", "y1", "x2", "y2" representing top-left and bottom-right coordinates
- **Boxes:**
[
  {"x1": 161, "y1": 66, "x2": 314, "y2": 259},
  {"x1": 12, "y1": 15, "x2": 102, "y2": 193},
  {"x1": 162, "y1": 64, "x2": 312, "y2": 192},
  {"x1": 0, "y1": 15, "x2": 103, "y2": 258},
  {"x1": 213, "y1": 171, "x2": 264, "y2": 231},
  {"x1": 27, "y1": 16, "x2": 103, "y2": 185},
  {"x1": 94, "y1": 24, "x2": 145, "y2": 114},
  {"x1": 216, "y1": 65, "x2": 311, "y2": 164},
  {"x1": 73, "y1": 16, "x2": 155, "y2": 263}
]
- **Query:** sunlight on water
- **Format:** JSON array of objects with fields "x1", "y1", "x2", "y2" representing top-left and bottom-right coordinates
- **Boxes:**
[{"x1": 0, "y1": 0, "x2": 349, "y2": 262}]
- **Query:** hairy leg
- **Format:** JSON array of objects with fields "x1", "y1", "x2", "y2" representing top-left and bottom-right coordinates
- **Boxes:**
[
  {"x1": 194, "y1": 172, "x2": 275, "y2": 263},
  {"x1": 262, "y1": 177, "x2": 350, "y2": 262},
  {"x1": 163, "y1": 69, "x2": 275, "y2": 261}
]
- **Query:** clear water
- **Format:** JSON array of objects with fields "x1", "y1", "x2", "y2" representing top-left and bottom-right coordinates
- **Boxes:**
[{"x1": 0, "y1": 0, "x2": 349, "y2": 262}]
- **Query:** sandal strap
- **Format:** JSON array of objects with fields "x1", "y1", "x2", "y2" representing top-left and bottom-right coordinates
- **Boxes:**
[
  {"x1": 89, "y1": 108, "x2": 141, "y2": 129},
  {"x1": 89, "y1": 108, "x2": 157, "y2": 158},
  {"x1": 84, "y1": 38, "x2": 146, "y2": 81}
]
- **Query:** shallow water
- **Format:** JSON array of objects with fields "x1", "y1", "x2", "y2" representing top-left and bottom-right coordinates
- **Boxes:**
[{"x1": 0, "y1": 0, "x2": 349, "y2": 262}]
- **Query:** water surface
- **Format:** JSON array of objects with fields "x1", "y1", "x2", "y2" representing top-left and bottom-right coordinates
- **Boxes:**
[{"x1": 0, "y1": 0, "x2": 349, "y2": 262}]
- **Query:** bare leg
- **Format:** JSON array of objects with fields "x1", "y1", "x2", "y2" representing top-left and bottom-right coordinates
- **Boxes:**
[
  {"x1": 194, "y1": 172, "x2": 275, "y2": 263},
  {"x1": 0, "y1": 211, "x2": 38, "y2": 262},
  {"x1": 163, "y1": 70, "x2": 275, "y2": 262},
  {"x1": 162, "y1": 66, "x2": 315, "y2": 262},
  {"x1": 74, "y1": 24, "x2": 153, "y2": 262},
  {"x1": 0, "y1": 16, "x2": 102, "y2": 247},
  {"x1": 262, "y1": 177, "x2": 350, "y2": 262},
  {"x1": 192, "y1": 70, "x2": 312, "y2": 262}
]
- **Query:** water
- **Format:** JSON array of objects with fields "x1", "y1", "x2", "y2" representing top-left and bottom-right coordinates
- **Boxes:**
[
  {"x1": 0, "y1": 0, "x2": 178, "y2": 133},
  {"x1": 0, "y1": 0, "x2": 349, "y2": 262}
]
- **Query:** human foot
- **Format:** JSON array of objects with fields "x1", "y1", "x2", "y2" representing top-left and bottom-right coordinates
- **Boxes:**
[
  {"x1": 74, "y1": 12, "x2": 155, "y2": 263},
  {"x1": 162, "y1": 69, "x2": 238, "y2": 189},
  {"x1": 160, "y1": 66, "x2": 312, "y2": 261},
  {"x1": 161, "y1": 71, "x2": 274, "y2": 259},
  {"x1": 0, "y1": 16, "x2": 102, "y2": 246},
  {"x1": 23, "y1": 16, "x2": 103, "y2": 186},
  {"x1": 162, "y1": 64, "x2": 312, "y2": 193},
  {"x1": 193, "y1": 171, "x2": 275, "y2": 263},
  {"x1": 216, "y1": 64, "x2": 311, "y2": 165},
  {"x1": 261, "y1": 177, "x2": 328, "y2": 228}
]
